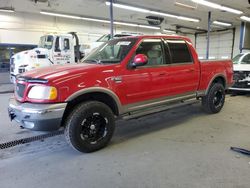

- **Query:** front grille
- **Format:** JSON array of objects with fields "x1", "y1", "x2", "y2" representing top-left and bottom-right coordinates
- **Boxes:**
[
  {"x1": 37, "y1": 54, "x2": 46, "y2": 59},
  {"x1": 18, "y1": 68, "x2": 25, "y2": 74},
  {"x1": 232, "y1": 71, "x2": 250, "y2": 89},
  {"x1": 233, "y1": 71, "x2": 250, "y2": 81},
  {"x1": 232, "y1": 81, "x2": 250, "y2": 89},
  {"x1": 16, "y1": 83, "x2": 26, "y2": 98}
]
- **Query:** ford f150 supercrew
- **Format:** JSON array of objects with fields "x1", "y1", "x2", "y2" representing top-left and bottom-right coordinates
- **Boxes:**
[{"x1": 8, "y1": 35, "x2": 233, "y2": 153}]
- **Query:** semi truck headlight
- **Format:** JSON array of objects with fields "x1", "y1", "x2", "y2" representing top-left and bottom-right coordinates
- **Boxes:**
[{"x1": 28, "y1": 86, "x2": 57, "y2": 100}]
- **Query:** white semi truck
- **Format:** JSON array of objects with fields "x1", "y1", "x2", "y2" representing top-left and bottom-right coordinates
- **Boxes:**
[{"x1": 10, "y1": 32, "x2": 83, "y2": 83}]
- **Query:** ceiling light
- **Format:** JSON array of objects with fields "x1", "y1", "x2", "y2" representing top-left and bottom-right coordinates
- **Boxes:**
[
  {"x1": 240, "y1": 16, "x2": 250, "y2": 22},
  {"x1": 163, "y1": 29, "x2": 176, "y2": 33},
  {"x1": 81, "y1": 17, "x2": 110, "y2": 23},
  {"x1": 174, "y1": 2, "x2": 196, "y2": 10},
  {"x1": 0, "y1": 8, "x2": 15, "y2": 13},
  {"x1": 191, "y1": 0, "x2": 220, "y2": 9},
  {"x1": 105, "y1": 1, "x2": 200, "y2": 22},
  {"x1": 106, "y1": 2, "x2": 149, "y2": 13},
  {"x1": 40, "y1": 11, "x2": 160, "y2": 30},
  {"x1": 191, "y1": 0, "x2": 243, "y2": 15},
  {"x1": 220, "y1": 6, "x2": 243, "y2": 15},
  {"x1": 40, "y1": 11, "x2": 81, "y2": 19},
  {"x1": 178, "y1": 16, "x2": 199, "y2": 22},
  {"x1": 213, "y1": 20, "x2": 232, "y2": 27},
  {"x1": 138, "y1": 25, "x2": 160, "y2": 29},
  {"x1": 114, "y1": 21, "x2": 138, "y2": 27}
]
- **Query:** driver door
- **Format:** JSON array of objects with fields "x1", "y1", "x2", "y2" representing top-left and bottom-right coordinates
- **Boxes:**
[{"x1": 121, "y1": 38, "x2": 168, "y2": 105}]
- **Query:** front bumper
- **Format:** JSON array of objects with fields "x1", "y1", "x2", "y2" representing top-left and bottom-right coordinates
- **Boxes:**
[
  {"x1": 8, "y1": 98, "x2": 67, "y2": 131},
  {"x1": 229, "y1": 81, "x2": 250, "y2": 91}
]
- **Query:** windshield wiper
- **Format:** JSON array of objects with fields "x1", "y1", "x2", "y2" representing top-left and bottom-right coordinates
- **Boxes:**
[{"x1": 84, "y1": 59, "x2": 103, "y2": 64}]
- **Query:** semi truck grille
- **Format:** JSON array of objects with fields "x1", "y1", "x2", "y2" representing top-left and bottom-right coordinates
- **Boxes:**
[
  {"x1": 16, "y1": 83, "x2": 26, "y2": 98},
  {"x1": 37, "y1": 54, "x2": 46, "y2": 59},
  {"x1": 18, "y1": 68, "x2": 25, "y2": 74}
]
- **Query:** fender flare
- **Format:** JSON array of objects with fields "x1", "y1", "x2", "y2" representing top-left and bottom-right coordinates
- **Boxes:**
[
  {"x1": 65, "y1": 87, "x2": 123, "y2": 114},
  {"x1": 205, "y1": 74, "x2": 227, "y2": 95}
]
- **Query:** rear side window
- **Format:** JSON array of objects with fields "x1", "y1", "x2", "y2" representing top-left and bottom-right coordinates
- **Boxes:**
[{"x1": 166, "y1": 40, "x2": 192, "y2": 64}]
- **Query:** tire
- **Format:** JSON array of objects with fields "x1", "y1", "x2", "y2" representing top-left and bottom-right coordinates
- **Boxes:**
[
  {"x1": 64, "y1": 101, "x2": 115, "y2": 153},
  {"x1": 202, "y1": 83, "x2": 225, "y2": 114}
]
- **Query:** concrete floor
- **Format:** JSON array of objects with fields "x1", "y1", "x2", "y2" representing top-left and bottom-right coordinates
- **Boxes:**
[{"x1": 0, "y1": 93, "x2": 250, "y2": 188}]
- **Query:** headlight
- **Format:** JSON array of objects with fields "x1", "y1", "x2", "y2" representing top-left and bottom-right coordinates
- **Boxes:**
[{"x1": 28, "y1": 86, "x2": 58, "y2": 100}]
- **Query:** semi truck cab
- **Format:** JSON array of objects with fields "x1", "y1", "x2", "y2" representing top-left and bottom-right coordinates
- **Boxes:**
[{"x1": 10, "y1": 32, "x2": 81, "y2": 83}]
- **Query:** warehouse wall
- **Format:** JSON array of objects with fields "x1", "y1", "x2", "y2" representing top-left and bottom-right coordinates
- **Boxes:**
[
  {"x1": 0, "y1": 11, "x2": 245, "y2": 58},
  {"x1": 0, "y1": 12, "x2": 158, "y2": 45},
  {"x1": 187, "y1": 26, "x2": 242, "y2": 60}
]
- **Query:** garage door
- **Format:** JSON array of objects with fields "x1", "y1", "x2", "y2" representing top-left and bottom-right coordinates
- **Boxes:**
[{"x1": 195, "y1": 30, "x2": 234, "y2": 60}]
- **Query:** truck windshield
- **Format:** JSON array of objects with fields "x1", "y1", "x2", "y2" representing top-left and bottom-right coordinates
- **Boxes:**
[
  {"x1": 84, "y1": 38, "x2": 137, "y2": 64},
  {"x1": 96, "y1": 34, "x2": 111, "y2": 42},
  {"x1": 233, "y1": 54, "x2": 244, "y2": 64},
  {"x1": 38, "y1": 35, "x2": 54, "y2": 50}
]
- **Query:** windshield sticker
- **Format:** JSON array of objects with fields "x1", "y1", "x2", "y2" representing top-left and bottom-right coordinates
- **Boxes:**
[{"x1": 116, "y1": 41, "x2": 131, "y2": 46}]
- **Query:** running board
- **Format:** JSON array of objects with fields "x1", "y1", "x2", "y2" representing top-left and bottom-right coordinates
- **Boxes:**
[{"x1": 121, "y1": 99, "x2": 199, "y2": 120}]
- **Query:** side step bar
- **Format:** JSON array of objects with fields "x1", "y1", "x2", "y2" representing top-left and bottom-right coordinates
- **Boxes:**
[{"x1": 121, "y1": 99, "x2": 200, "y2": 120}]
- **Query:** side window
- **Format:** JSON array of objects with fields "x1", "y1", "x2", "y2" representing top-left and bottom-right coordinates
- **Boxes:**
[
  {"x1": 136, "y1": 40, "x2": 164, "y2": 66},
  {"x1": 64, "y1": 38, "x2": 70, "y2": 50},
  {"x1": 242, "y1": 54, "x2": 250, "y2": 64},
  {"x1": 55, "y1": 37, "x2": 61, "y2": 52},
  {"x1": 167, "y1": 40, "x2": 192, "y2": 64}
]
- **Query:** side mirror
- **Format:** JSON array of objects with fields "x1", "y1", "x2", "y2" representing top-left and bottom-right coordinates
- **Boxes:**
[{"x1": 132, "y1": 54, "x2": 148, "y2": 68}]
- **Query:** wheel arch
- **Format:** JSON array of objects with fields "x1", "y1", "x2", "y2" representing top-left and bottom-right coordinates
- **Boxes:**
[
  {"x1": 62, "y1": 87, "x2": 122, "y2": 124},
  {"x1": 205, "y1": 74, "x2": 227, "y2": 95}
]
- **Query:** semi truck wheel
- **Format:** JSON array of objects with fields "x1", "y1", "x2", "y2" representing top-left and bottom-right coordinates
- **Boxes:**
[
  {"x1": 202, "y1": 83, "x2": 225, "y2": 114},
  {"x1": 64, "y1": 101, "x2": 115, "y2": 153}
]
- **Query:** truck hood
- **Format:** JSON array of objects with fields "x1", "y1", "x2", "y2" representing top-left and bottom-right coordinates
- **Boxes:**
[
  {"x1": 13, "y1": 48, "x2": 49, "y2": 59},
  {"x1": 20, "y1": 63, "x2": 100, "y2": 82},
  {"x1": 233, "y1": 64, "x2": 250, "y2": 71}
]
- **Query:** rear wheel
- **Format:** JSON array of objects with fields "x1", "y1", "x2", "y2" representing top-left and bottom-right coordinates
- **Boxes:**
[
  {"x1": 64, "y1": 101, "x2": 115, "y2": 153},
  {"x1": 202, "y1": 83, "x2": 225, "y2": 114}
]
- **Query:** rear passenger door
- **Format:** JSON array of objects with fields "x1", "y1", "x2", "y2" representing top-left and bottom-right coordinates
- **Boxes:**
[{"x1": 163, "y1": 39, "x2": 200, "y2": 96}]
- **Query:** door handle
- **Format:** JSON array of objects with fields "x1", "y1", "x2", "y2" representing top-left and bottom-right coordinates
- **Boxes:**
[
  {"x1": 158, "y1": 72, "x2": 166, "y2": 76},
  {"x1": 187, "y1": 68, "x2": 195, "y2": 72}
]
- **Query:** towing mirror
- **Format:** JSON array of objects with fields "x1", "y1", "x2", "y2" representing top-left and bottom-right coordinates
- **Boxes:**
[{"x1": 132, "y1": 54, "x2": 148, "y2": 67}]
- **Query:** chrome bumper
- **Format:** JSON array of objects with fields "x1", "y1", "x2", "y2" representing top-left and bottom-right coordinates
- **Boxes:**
[
  {"x1": 8, "y1": 97, "x2": 67, "y2": 131},
  {"x1": 229, "y1": 87, "x2": 250, "y2": 91}
]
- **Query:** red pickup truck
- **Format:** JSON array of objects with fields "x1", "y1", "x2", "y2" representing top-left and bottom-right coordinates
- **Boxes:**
[{"x1": 8, "y1": 35, "x2": 233, "y2": 152}]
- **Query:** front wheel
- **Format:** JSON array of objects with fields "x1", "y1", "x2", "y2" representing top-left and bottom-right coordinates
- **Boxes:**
[
  {"x1": 64, "y1": 101, "x2": 115, "y2": 153},
  {"x1": 202, "y1": 83, "x2": 225, "y2": 114}
]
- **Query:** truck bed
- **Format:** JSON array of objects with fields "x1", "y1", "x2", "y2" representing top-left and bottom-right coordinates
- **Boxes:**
[{"x1": 199, "y1": 59, "x2": 234, "y2": 91}]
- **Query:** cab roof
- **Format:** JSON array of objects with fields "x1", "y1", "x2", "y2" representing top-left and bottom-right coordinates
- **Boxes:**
[{"x1": 122, "y1": 35, "x2": 192, "y2": 43}]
